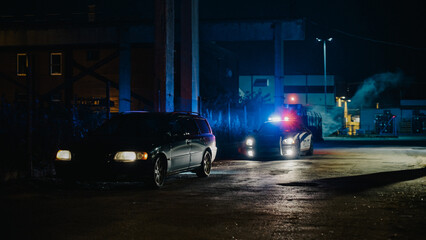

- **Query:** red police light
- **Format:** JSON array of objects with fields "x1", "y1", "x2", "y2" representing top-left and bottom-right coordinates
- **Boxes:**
[{"x1": 287, "y1": 94, "x2": 298, "y2": 104}]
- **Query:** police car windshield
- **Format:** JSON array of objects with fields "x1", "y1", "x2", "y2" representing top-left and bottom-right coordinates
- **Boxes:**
[
  {"x1": 93, "y1": 114, "x2": 168, "y2": 137},
  {"x1": 258, "y1": 122, "x2": 303, "y2": 135}
]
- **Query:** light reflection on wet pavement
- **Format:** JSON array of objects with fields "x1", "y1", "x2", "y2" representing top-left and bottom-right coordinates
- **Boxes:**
[{"x1": 1, "y1": 143, "x2": 425, "y2": 240}]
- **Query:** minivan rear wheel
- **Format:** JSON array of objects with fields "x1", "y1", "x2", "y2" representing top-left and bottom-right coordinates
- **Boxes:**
[{"x1": 196, "y1": 151, "x2": 212, "y2": 178}]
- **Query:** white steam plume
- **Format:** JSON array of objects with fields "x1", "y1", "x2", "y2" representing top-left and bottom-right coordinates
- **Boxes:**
[
  {"x1": 309, "y1": 71, "x2": 402, "y2": 137},
  {"x1": 351, "y1": 71, "x2": 403, "y2": 108}
]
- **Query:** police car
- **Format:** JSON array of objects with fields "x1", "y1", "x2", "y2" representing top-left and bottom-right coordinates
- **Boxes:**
[{"x1": 243, "y1": 115, "x2": 313, "y2": 159}]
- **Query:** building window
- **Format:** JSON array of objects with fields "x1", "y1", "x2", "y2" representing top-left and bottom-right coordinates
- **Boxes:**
[
  {"x1": 17, "y1": 53, "x2": 28, "y2": 76},
  {"x1": 254, "y1": 78, "x2": 269, "y2": 87},
  {"x1": 50, "y1": 52, "x2": 62, "y2": 75}
]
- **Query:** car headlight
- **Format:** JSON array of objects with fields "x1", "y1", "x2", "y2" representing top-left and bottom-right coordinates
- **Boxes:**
[
  {"x1": 283, "y1": 138, "x2": 295, "y2": 144},
  {"x1": 114, "y1": 151, "x2": 148, "y2": 162},
  {"x1": 245, "y1": 138, "x2": 254, "y2": 146},
  {"x1": 56, "y1": 150, "x2": 72, "y2": 161},
  {"x1": 285, "y1": 149, "x2": 294, "y2": 156},
  {"x1": 247, "y1": 149, "x2": 255, "y2": 157}
]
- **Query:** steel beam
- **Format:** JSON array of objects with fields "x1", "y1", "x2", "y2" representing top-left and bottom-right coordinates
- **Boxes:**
[
  {"x1": 64, "y1": 49, "x2": 73, "y2": 108},
  {"x1": 274, "y1": 22, "x2": 284, "y2": 111},
  {"x1": 119, "y1": 40, "x2": 131, "y2": 112},
  {"x1": 41, "y1": 51, "x2": 119, "y2": 99},
  {"x1": 73, "y1": 62, "x2": 153, "y2": 107},
  {"x1": 155, "y1": 0, "x2": 174, "y2": 112},
  {"x1": 0, "y1": 20, "x2": 304, "y2": 47},
  {"x1": 0, "y1": 72, "x2": 27, "y2": 89},
  {"x1": 191, "y1": 0, "x2": 200, "y2": 113},
  {"x1": 180, "y1": 0, "x2": 193, "y2": 112}
]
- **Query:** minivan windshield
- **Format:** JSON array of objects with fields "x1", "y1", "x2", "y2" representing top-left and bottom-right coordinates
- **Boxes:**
[{"x1": 93, "y1": 114, "x2": 169, "y2": 137}]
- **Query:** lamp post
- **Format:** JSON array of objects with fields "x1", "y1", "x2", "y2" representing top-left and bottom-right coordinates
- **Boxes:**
[{"x1": 316, "y1": 37, "x2": 333, "y2": 112}]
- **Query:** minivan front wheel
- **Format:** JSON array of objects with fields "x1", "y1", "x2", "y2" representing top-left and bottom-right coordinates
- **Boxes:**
[
  {"x1": 196, "y1": 151, "x2": 212, "y2": 178},
  {"x1": 147, "y1": 157, "x2": 166, "y2": 189}
]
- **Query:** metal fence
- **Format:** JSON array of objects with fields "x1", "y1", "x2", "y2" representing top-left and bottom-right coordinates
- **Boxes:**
[
  {"x1": 0, "y1": 94, "x2": 274, "y2": 181},
  {"x1": 201, "y1": 100, "x2": 274, "y2": 143},
  {"x1": 0, "y1": 98, "x2": 107, "y2": 181}
]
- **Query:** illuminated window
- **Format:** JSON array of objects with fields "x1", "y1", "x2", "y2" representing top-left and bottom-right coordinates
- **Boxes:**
[
  {"x1": 17, "y1": 53, "x2": 28, "y2": 76},
  {"x1": 50, "y1": 52, "x2": 62, "y2": 75}
]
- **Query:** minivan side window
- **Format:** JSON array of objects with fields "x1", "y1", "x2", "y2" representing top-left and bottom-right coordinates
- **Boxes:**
[
  {"x1": 195, "y1": 119, "x2": 211, "y2": 134},
  {"x1": 170, "y1": 119, "x2": 184, "y2": 135},
  {"x1": 172, "y1": 118, "x2": 199, "y2": 136},
  {"x1": 185, "y1": 119, "x2": 200, "y2": 135}
]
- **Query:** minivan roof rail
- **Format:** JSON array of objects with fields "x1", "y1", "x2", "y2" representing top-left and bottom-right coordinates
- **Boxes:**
[
  {"x1": 172, "y1": 111, "x2": 201, "y2": 116},
  {"x1": 122, "y1": 111, "x2": 149, "y2": 114}
]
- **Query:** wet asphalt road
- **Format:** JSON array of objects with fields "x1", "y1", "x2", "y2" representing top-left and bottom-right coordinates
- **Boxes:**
[{"x1": 1, "y1": 140, "x2": 426, "y2": 240}]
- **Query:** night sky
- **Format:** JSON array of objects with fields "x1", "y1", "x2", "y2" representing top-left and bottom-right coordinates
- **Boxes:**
[{"x1": 201, "y1": 0, "x2": 426, "y2": 99}]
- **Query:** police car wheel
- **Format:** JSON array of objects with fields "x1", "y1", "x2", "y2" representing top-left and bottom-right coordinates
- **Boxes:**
[
  {"x1": 294, "y1": 142, "x2": 301, "y2": 159},
  {"x1": 306, "y1": 142, "x2": 314, "y2": 156}
]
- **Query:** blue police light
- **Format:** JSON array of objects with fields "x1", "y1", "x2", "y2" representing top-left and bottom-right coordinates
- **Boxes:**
[
  {"x1": 268, "y1": 115, "x2": 291, "y2": 122},
  {"x1": 268, "y1": 115, "x2": 281, "y2": 122}
]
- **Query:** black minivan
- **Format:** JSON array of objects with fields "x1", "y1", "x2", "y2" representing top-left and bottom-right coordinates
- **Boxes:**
[{"x1": 55, "y1": 112, "x2": 217, "y2": 188}]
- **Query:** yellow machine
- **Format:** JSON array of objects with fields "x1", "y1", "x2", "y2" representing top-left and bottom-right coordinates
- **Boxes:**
[{"x1": 337, "y1": 97, "x2": 360, "y2": 135}]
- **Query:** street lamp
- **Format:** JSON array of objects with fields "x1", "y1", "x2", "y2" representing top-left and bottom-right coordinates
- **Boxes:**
[{"x1": 316, "y1": 37, "x2": 333, "y2": 112}]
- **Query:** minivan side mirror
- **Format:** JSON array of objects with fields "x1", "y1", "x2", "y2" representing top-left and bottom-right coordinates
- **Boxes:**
[
  {"x1": 162, "y1": 131, "x2": 172, "y2": 141},
  {"x1": 171, "y1": 130, "x2": 183, "y2": 138}
]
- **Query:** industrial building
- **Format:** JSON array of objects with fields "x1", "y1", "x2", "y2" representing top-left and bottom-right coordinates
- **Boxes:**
[
  {"x1": 0, "y1": 0, "x2": 305, "y2": 115},
  {"x1": 239, "y1": 75, "x2": 335, "y2": 107},
  {"x1": 1, "y1": 0, "x2": 424, "y2": 138}
]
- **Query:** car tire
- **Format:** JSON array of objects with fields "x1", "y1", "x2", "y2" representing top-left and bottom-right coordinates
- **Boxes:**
[
  {"x1": 306, "y1": 142, "x2": 314, "y2": 156},
  {"x1": 147, "y1": 157, "x2": 167, "y2": 189},
  {"x1": 55, "y1": 168, "x2": 76, "y2": 183},
  {"x1": 293, "y1": 141, "x2": 301, "y2": 159},
  {"x1": 196, "y1": 151, "x2": 212, "y2": 178}
]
